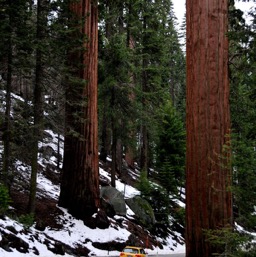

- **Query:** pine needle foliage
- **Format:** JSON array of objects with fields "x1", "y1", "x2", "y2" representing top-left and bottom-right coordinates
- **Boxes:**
[
  {"x1": 0, "y1": 183, "x2": 11, "y2": 215},
  {"x1": 204, "y1": 225, "x2": 256, "y2": 257},
  {"x1": 229, "y1": 0, "x2": 256, "y2": 232},
  {"x1": 155, "y1": 100, "x2": 186, "y2": 194}
]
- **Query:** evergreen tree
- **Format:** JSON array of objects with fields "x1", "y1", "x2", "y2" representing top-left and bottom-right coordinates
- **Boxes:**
[
  {"x1": 0, "y1": 0, "x2": 35, "y2": 187},
  {"x1": 232, "y1": 137, "x2": 256, "y2": 230},
  {"x1": 137, "y1": 171, "x2": 173, "y2": 238},
  {"x1": 28, "y1": 0, "x2": 49, "y2": 215},
  {"x1": 98, "y1": 1, "x2": 137, "y2": 187},
  {"x1": 155, "y1": 100, "x2": 185, "y2": 194},
  {"x1": 229, "y1": 0, "x2": 256, "y2": 232},
  {"x1": 1, "y1": 0, "x2": 13, "y2": 187},
  {"x1": 98, "y1": 0, "x2": 185, "y2": 182},
  {"x1": 129, "y1": 0, "x2": 185, "y2": 174}
]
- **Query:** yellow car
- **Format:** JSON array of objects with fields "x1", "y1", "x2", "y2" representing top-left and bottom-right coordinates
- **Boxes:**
[{"x1": 120, "y1": 246, "x2": 147, "y2": 257}]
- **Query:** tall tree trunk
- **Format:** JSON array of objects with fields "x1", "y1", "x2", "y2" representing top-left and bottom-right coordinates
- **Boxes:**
[
  {"x1": 99, "y1": 101, "x2": 111, "y2": 162},
  {"x1": 186, "y1": 0, "x2": 232, "y2": 256},
  {"x1": 2, "y1": 0, "x2": 14, "y2": 188},
  {"x1": 28, "y1": 0, "x2": 47, "y2": 215},
  {"x1": 140, "y1": 7, "x2": 149, "y2": 175},
  {"x1": 125, "y1": 6, "x2": 136, "y2": 169},
  {"x1": 140, "y1": 124, "x2": 148, "y2": 173},
  {"x1": 2, "y1": 30, "x2": 12, "y2": 188},
  {"x1": 111, "y1": 123, "x2": 117, "y2": 188},
  {"x1": 99, "y1": 0, "x2": 113, "y2": 164},
  {"x1": 58, "y1": 0, "x2": 99, "y2": 220},
  {"x1": 57, "y1": 133, "x2": 61, "y2": 169},
  {"x1": 116, "y1": 137, "x2": 122, "y2": 174}
]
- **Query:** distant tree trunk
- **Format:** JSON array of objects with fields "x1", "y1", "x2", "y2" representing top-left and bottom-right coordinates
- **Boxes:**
[
  {"x1": 2, "y1": 31, "x2": 12, "y2": 188},
  {"x1": 140, "y1": 58, "x2": 149, "y2": 174},
  {"x1": 125, "y1": 146, "x2": 135, "y2": 169},
  {"x1": 140, "y1": 124, "x2": 148, "y2": 174},
  {"x1": 28, "y1": 0, "x2": 47, "y2": 215},
  {"x1": 140, "y1": 5, "x2": 149, "y2": 175},
  {"x1": 125, "y1": 11, "x2": 135, "y2": 169},
  {"x1": 99, "y1": 102, "x2": 111, "y2": 162},
  {"x1": 99, "y1": 0, "x2": 113, "y2": 164},
  {"x1": 58, "y1": 0, "x2": 100, "y2": 219},
  {"x1": 111, "y1": 126, "x2": 117, "y2": 188},
  {"x1": 116, "y1": 137, "x2": 122, "y2": 173},
  {"x1": 2, "y1": 1, "x2": 14, "y2": 188},
  {"x1": 57, "y1": 133, "x2": 61, "y2": 169},
  {"x1": 186, "y1": 0, "x2": 232, "y2": 256},
  {"x1": 111, "y1": 122, "x2": 123, "y2": 187}
]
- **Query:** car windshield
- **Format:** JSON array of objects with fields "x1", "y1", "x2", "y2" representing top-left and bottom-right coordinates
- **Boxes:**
[{"x1": 123, "y1": 248, "x2": 139, "y2": 254}]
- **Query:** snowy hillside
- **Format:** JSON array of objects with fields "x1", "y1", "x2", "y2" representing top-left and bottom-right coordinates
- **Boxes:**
[{"x1": 0, "y1": 124, "x2": 185, "y2": 257}]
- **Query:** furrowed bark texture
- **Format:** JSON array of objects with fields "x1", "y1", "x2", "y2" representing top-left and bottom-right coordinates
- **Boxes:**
[
  {"x1": 186, "y1": 0, "x2": 232, "y2": 256},
  {"x1": 59, "y1": 0, "x2": 99, "y2": 219}
]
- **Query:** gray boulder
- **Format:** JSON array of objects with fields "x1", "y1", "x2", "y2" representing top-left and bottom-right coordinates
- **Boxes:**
[
  {"x1": 126, "y1": 196, "x2": 155, "y2": 229},
  {"x1": 100, "y1": 186, "x2": 127, "y2": 216}
]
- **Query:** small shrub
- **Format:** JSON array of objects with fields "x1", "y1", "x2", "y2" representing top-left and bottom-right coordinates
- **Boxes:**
[
  {"x1": 137, "y1": 170, "x2": 152, "y2": 198},
  {"x1": 204, "y1": 225, "x2": 255, "y2": 257},
  {"x1": 0, "y1": 184, "x2": 11, "y2": 215},
  {"x1": 172, "y1": 206, "x2": 185, "y2": 227},
  {"x1": 18, "y1": 214, "x2": 35, "y2": 229}
]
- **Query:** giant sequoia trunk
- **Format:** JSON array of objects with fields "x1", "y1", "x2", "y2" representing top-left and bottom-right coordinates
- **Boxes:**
[
  {"x1": 186, "y1": 0, "x2": 232, "y2": 256},
  {"x1": 58, "y1": 0, "x2": 99, "y2": 220}
]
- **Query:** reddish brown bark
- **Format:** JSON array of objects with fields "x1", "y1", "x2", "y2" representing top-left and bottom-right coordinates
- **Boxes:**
[
  {"x1": 186, "y1": 0, "x2": 232, "y2": 256},
  {"x1": 59, "y1": 0, "x2": 99, "y2": 219}
]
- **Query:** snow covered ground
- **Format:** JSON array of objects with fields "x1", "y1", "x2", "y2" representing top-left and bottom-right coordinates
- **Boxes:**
[
  {"x1": 0, "y1": 171, "x2": 185, "y2": 257},
  {"x1": 0, "y1": 210, "x2": 185, "y2": 257},
  {"x1": 0, "y1": 129, "x2": 185, "y2": 257}
]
